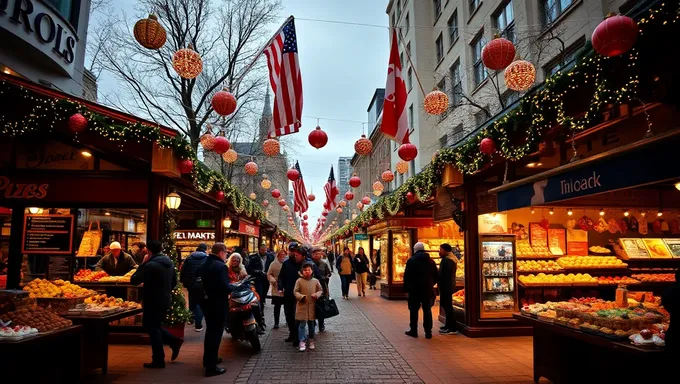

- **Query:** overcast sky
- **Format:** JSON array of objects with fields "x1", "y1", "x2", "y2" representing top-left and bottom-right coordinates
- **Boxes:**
[{"x1": 92, "y1": 0, "x2": 389, "y2": 233}]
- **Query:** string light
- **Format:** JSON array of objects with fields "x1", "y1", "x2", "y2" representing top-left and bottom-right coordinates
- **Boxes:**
[
  {"x1": 567, "y1": 208, "x2": 573, "y2": 216},
  {"x1": 657, "y1": 211, "x2": 663, "y2": 217},
  {"x1": 599, "y1": 208, "x2": 605, "y2": 216},
  {"x1": 624, "y1": 210, "x2": 630, "y2": 217},
  {"x1": 549, "y1": 208, "x2": 554, "y2": 215}
]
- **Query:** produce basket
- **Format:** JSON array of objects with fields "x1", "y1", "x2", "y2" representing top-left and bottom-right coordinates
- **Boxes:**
[{"x1": 36, "y1": 296, "x2": 89, "y2": 315}]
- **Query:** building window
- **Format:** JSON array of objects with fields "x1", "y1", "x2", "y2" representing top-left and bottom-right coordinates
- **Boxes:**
[
  {"x1": 450, "y1": 59, "x2": 462, "y2": 106},
  {"x1": 391, "y1": 12, "x2": 396, "y2": 27},
  {"x1": 406, "y1": 42, "x2": 411, "y2": 61},
  {"x1": 407, "y1": 68, "x2": 413, "y2": 91},
  {"x1": 408, "y1": 104, "x2": 414, "y2": 128},
  {"x1": 405, "y1": 13, "x2": 410, "y2": 34},
  {"x1": 45, "y1": 0, "x2": 78, "y2": 26},
  {"x1": 471, "y1": 33, "x2": 487, "y2": 86},
  {"x1": 435, "y1": 33, "x2": 444, "y2": 63},
  {"x1": 448, "y1": 10, "x2": 459, "y2": 46},
  {"x1": 470, "y1": 0, "x2": 481, "y2": 13},
  {"x1": 400, "y1": 52, "x2": 405, "y2": 67},
  {"x1": 434, "y1": 0, "x2": 442, "y2": 20},
  {"x1": 544, "y1": 36, "x2": 586, "y2": 77},
  {"x1": 437, "y1": 78, "x2": 446, "y2": 94},
  {"x1": 495, "y1": 1, "x2": 515, "y2": 42},
  {"x1": 543, "y1": 0, "x2": 574, "y2": 25}
]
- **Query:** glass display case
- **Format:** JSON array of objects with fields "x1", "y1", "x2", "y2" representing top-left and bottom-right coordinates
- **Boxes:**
[
  {"x1": 392, "y1": 231, "x2": 411, "y2": 282},
  {"x1": 479, "y1": 234, "x2": 517, "y2": 319},
  {"x1": 379, "y1": 233, "x2": 388, "y2": 283}
]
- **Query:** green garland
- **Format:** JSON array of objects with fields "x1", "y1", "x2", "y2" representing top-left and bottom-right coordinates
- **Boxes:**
[{"x1": 162, "y1": 210, "x2": 191, "y2": 326}]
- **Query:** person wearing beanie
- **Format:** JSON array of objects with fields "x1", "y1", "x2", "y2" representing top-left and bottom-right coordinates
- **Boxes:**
[
  {"x1": 94, "y1": 241, "x2": 137, "y2": 276},
  {"x1": 438, "y1": 243, "x2": 460, "y2": 335},
  {"x1": 180, "y1": 243, "x2": 209, "y2": 331},
  {"x1": 403, "y1": 242, "x2": 439, "y2": 339}
]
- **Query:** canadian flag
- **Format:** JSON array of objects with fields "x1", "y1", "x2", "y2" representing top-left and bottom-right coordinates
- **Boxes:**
[{"x1": 381, "y1": 29, "x2": 409, "y2": 144}]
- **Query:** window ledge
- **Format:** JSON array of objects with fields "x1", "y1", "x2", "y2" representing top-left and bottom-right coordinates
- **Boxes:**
[
  {"x1": 447, "y1": 35, "x2": 460, "y2": 54},
  {"x1": 539, "y1": 0, "x2": 583, "y2": 39},
  {"x1": 467, "y1": 1, "x2": 483, "y2": 25},
  {"x1": 434, "y1": 56, "x2": 446, "y2": 70},
  {"x1": 471, "y1": 77, "x2": 490, "y2": 96},
  {"x1": 434, "y1": 12, "x2": 443, "y2": 26}
]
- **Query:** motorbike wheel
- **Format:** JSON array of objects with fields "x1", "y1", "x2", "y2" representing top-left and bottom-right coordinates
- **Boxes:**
[{"x1": 246, "y1": 328, "x2": 261, "y2": 353}]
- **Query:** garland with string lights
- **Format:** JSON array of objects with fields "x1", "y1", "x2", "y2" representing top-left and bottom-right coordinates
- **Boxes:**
[
  {"x1": 162, "y1": 210, "x2": 191, "y2": 326},
  {"x1": 327, "y1": 2, "x2": 677, "y2": 241}
]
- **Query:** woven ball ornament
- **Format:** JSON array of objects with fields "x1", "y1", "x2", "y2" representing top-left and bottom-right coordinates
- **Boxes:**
[
  {"x1": 357, "y1": 202, "x2": 364, "y2": 210},
  {"x1": 349, "y1": 174, "x2": 361, "y2": 188},
  {"x1": 344, "y1": 191, "x2": 354, "y2": 201},
  {"x1": 592, "y1": 15, "x2": 637, "y2": 57},
  {"x1": 271, "y1": 189, "x2": 281, "y2": 199},
  {"x1": 398, "y1": 141, "x2": 418, "y2": 162},
  {"x1": 362, "y1": 196, "x2": 371, "y2": 205},
  {"x1": 308, "y1": 193, "x2": 316, "y2": 202},
  {"x1": 172, "y1": 45, "x2": 203, "y2": 79},
  {"x1": 260, "y1": 176, "x2": 272, "y2": 190},
  {"x1": 200, "y1": 124, "x2": 216, "y2": 150},
  {"x1": 423, "y1": 88, "x2": 449, "y2": 115},
  {"x1": 216, "y1": 190, "x2": 225, "y2": 201},
  {"x1": 336, "y1": 207, "x2": 343, "y2": 213},
  {"x1": 212, "y1": 135, "x2": 230, "y2": 155},
  {"x1": 308, "y1": 126, "x2": 328, "y2": 149},
  {"x1": 396, "y1": 161, "x2": 409, "y2": 174},
  {"x1": 178, "y1": 159, "x2": 193, "y2": 174},
  {"x1": 354, "y1": 134, "x2": 373, "y2": 156},
  {"x1": 68, "y1": 113, "x2": 88, "y2": 133},
  {"x1": 339, "y1": 200, "x2": 347, "y2": 208},
  {"x1": 263, "y1": 138, "x2": 280, "y2": 157},
  {"x1": 283, "y1": 205, "x2": 289, "y2": 212},
  {"x1": 382, "y1": 170, "x2": 395, "y2": 183},
  {"x1": 134, "y1": 14, "x2": 167, "y2": 50},
  {"x1": 504, "y1": 60, "x2": 536, "y2": 91},
  {"x1": 322, "y1": 210, "x2": 328, "y2": 217},
  {"x1": 278, "y1": 199, "x2": 286, "y2": 207},
  {"x1": 222, "y1": 149, "x2": 237, "y2": 163},
  {"x1": 303, "y1": 214, "x2": 308, "y2": 220},
  {"x1": 481, "y1": 37, "x2": 516, "y2": 70},
  {"x1": 287, "y1": 168, "x2": 300, "y2": 182},
  {"x1": 212, "y1": 88, "x2": 237, "y2": 116},
  {"x1": 262, "y1": 200, "x2": 269, "y2": 207},
  {"x1": 245, "y1": 161, "x2": 258, "y2": 176},
  {"x1": 480, "y1": 138, "x2": 496, "y2": 155}
]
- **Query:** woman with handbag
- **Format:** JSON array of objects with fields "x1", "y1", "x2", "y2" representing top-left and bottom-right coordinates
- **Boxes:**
[{"x1": 267, "y1": 250, "x2": 287, "y2": 329}]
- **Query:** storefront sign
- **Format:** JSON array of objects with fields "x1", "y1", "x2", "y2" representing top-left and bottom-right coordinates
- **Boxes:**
[
  {"x1": 354, "y1": 233, "x2": 368, "y2": 240},
  {"x1": 478, "y1": 213, "x2": 507, "y2": 234},
  {"x1": 196, "y1": 219, "x2": 214, "y2": 228},
  {"x1": 22, "y1": 214, "x2": 74, "y2": 254},
  {"x1": 173, "y1": 230, "x2": 215, "y2": 241},
  {"x1": 0, "y1": 176, "x2": 49, "y2": 199},
  {"x1": 496, "y1": 138, "x2": 680, "y2": 211},
  {"x1": 238, "y1": 222, "x2": 260, "y2": 237},
  {"x1": 15, "y1": 141, "x2": 94, "y2": 170}
]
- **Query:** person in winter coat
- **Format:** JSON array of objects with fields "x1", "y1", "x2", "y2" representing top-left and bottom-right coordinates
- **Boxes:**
[
  {"x1": 354, "y1": 247, "x2": 370, "y2": 297},
  {"x1": 95, "y1": 241, "x2": 138, "y2": 276},
  {"x1": 327, "y1": 251, "x2": 335, "y2": 272},
  {"x1": 403, "y1": 242, "x2": 439, "y2": 339},
  {"x1": 247, "y1": 245, "x2": 274, "y2": 313},
  {"x1": 130, "y1": 240, "x2": 182, "y2": 368},
  {"x1": 180, "y1": 243, "x2": 208, "y2": 331},
  {"x1": 437, "y1": 243, "x2": 459, "y2": 335},
  {"x1": 226, "y1": 253, "x2": 248, "y2": 283},
  {"x1": 267, "y1": 250, "x2": 287, "y2": 328},
  {"x1": 336, "y1": 247, "x2": 354, "y2": 299},
  {"x1": 311, "y1": 246, "x2": 332, "y2": 332},
  {"x1": 662, "y1": 269, "x2": 680, "y2": 358},
  {"x1": 294, "y1": 262, "x2": 323, "y2": 352}
]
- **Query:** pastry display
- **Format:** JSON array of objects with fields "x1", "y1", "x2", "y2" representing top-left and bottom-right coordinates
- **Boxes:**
[
  {"x1": 74, "y1": 269, "x2": 109, "y2": 282},
  {"x1": 517, "y1": 260, "x2": 562, "y2": 272},
  {"x1": 452, "y1": 289, "x2": 465, "y2": 307},
  {"x1": 597, "y1": 276, "x2": 640, "y2": 285},
  {"x1": 482, "y1": 262, "x2": 513, "y2": 276},
  {"x1": 22, "y1": 279, "x2": 94, "y2": 298},
  {"x1": 84, "y1": 294, "x2": 142, "y2": 309},
  {"x1": 1, "y1": 304, "x2": 73, "y2": 332},
  {"x1": 631, "y1": 273, "x2": 675, "y2": 283},
  {"x1": 392, "y1": 232, "x2": 410, "y2": 282},
  {"x1": 482, "y1": 293, "x2": 514, "y2": 311},
  {"x1": 557, "y1": 256, "x2": 627, "y2": 269},
  {"x1": 588, "y1": 245, "x2": 611, "y2": 254},
  {"x1": 0, "y1": 325, "x2": 39, "y2": 340},
  {"x1": 519, "y1": 273, "x2": 597, "y2": 286}
]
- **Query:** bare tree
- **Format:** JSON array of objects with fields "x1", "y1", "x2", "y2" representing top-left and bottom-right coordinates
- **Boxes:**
[{"x1": 89, "y1": 0, "x2": 281, "y2": 151}]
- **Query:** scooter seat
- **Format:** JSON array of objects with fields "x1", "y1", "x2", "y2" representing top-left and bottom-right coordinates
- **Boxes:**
[{"x1": 231, "y1": 290, "x2": 252, "y2": 299}]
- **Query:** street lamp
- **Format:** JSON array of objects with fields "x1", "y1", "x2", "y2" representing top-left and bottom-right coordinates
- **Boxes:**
[
  {"x1": 165, "y1": 191, "x2": 182, "y2": 210},
  {"x1": 223, "y1": 217, "x2": 232, "y2": 229}
]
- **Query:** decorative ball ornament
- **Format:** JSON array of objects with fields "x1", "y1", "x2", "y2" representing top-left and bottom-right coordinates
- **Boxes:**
[
  {"x1": 349, "y1": 173, "x2": 361, "y2": 188},
  {"x1": 255, "y1": 219, "x2": 261, "y2": 226},
  {"x1": 357, "y1": 202, "x2": 364, "y2": 210},
  {"x1": 178, "y1": 159, "x2": 193, "y2": 174},
  {"x1": 211, "y1": 88, "x2": 237, "y2": 116},
  {"x1": 344, "y1": 191, "x2": 354, "y2": 201},
  {"x1": 381, "y1": 170, "x2": 395, "y2": 183},
  {"x1": 278, "y1": 199, "x2": 286, "y2": 207},
  {"x1": 263, "y1": 138, "x2": 280, "y2": 156},
  {"x1": 322, "y1": 210, "x2": 328, "y2": 217},
  {"x1": 308, "y1": 126, "x2": 328, "y2": 149},
  {"x1": 396, "y1": 161, "x2": 409, "y2": 175},
  {"x1": 287, "y1": 168, "x2": 300, "y2": 182},
  {"x1": 406, "y1": 191, "x2": 416, "y2": 203},
  {"x1": 133, "y1": 14, "x2": 167, "y2": 50},
  {"x1": 222, "y1": 149, "x2": 237, "y2": 163},
  {"x1": 504, "y1": 60, "x2": 536, "y2": 91},
  {"x1": 339, "y1": 200, "x2": 347, "y2": 208},
  {"x1": 423, "y1": 88, "x2": 449, "y2": 115},
  {"x1": 303, "y1": 214, "x2": 308, "y2": 220},
  {"x1": 260, "y1": 175, "x2": 272, "y2": 190},
  {"x1": 249, "y1": 192, "x2": 257, "y2": 200},
  {"x1": 245, "y1": 161, "x2": 258, "y2": 176},
  {"x1": 307, "y1": 193, "x2": 316, "y2": 202},
  {"x1": 68, "y1": 113, "x2": 88, "y2": 133},
  {"x1": 212, "y1": 134, "x2": 230, "y2": 155},
  {"x1": 398, "y1": 141, "x2": 418, "y2": 162},
  {"x1": 262, "y1": 200, "x2": 269, "y2": 207},
  {"x1": 283, "y1": 205, "x2": 289, "y2": 212},
  {"x1": 200, "y1": 124, "x2": 216, "y2": 151},
  {"x1": 481, "y1": 37, "x2": 516, "y2": 70},
  {"x1": 172, "y1": 44, "x2": 203, "y2": 79},
  {"x1": 344, "y1": 219, "x2": 350, "y2": 225},
  {"x1": 336, "y1": 207, "x2": 343, "y2": 213},
  {"x1": 480, "y1": 137, "x2": 496, "y2": 155},
  {"x1": 354, "y1": 134, "x2": 373, "y2": 156},
  {"x1": 216, "y1": 190, "x2": 225, "y2": 201},
  {"x1": 592, "y1": 14, "x2": 638, "y2": 57},
  {"x1": 361, "y1": 196, "x2": 371, "y2": 205},
  {"x1": 271, "y1": 189, "x2": 281, "y2": 199},
  {"x1": 373, "y1": 181, "x2": 384, "y2": 193}
]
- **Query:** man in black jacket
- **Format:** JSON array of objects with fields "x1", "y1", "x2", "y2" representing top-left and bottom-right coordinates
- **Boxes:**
[
  {"x1": 247, "y1": 244, "x2": 274, "y2": 315},
  {"x1": 180, "y1": 243, "x2": 208, "y2": 331},
  {"x1": 403, "y1": 242, "x2": 439, "y2": 339},
  {"x1": 197, "y1": 242, "x2": 231, "y2": 377},
  {"x1": 438, "y1": 243, "x2": 459, "y2": 335},
  {"x1": 130, "y1": 240, "x2": 182, "y2": 368}
]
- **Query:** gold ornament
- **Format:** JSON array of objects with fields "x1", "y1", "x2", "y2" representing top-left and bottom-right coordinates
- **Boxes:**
[
  {"x1": 172, "y1": 44, "x2": 203, "y2": 79},
  {"x1": 504, "y1": 60, "x2": 536, "y2": 91},
  {"x1": 396, "y1": 160, "x2": 409, "y2": 174},
  {"x1": 381, "y1": 170, "x2": 395, "y2": 183},
  {"x1": 249, "y1": 192, "x2": 257, "y2": 200},
  {"x1": 222, "y1": 149, "x2": 237, "y2": 163},
  {"x1": 200, "y1": 124, "x2": 216, "y2": 151},
  {"x1": 372, "y1": 180, "x2": 384, "y2": 192},
  {"x1": 423, "y1": 88, "x2": 449, "y2": 115},
  {"x1": 134, "y1": 14, "x2": 167, "y2": 50},
  {"x1": 263, "y1": 138, "x2": 280, "y2": 156},
  {"x1": 373, "y1": 189, "x2": 383, "y2": 197},
  {"x1": 260, "y1": 175, "x2": 272, "y2": 190}
]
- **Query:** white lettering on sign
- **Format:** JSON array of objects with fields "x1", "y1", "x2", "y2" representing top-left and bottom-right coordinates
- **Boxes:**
[
  {"x1": 560, "y1": 171, "x2": 602, "y2": 195},
  {"x1": 173, "y1": 231, "x2": 215, "y2": 241},
  {"x1": 243, "y1": 225, "x2": 256, "y2": 235}
]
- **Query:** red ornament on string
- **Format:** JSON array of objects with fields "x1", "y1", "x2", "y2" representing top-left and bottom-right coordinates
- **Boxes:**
[
  {"x1": 271, "y1": 189, "x2": 281, "y2": 199},
  {"x1": 480, "y1": 138, "x2": 496, "y2": 155},
  {"x1": 481, "y1": 37, "x2": 516, "y2": 70},
  {"x1": 361, "y1": 196, "x2": 371, "y2": 205},
  {"x1": 68, "y1": 113, "x2": 88, "y2": 133},
  {"x1": 381, "y1": 170, "x2": 395, "y2": 183},
  {"x1": 211, "y1": 88, "x2": 237, "y2": 116},
  {"x1": 308, "y1": 126, "x2": 328, "y2": 149},
  {"x1": 287, "y1": 168, "x2": 300, "y2": 182},
  {"x1": 278, "y1": 199, "x2": 286, "y2": 207},
  {"x1": 398, "y1": 140, "x2": 418, "y2": 162},
  {"x1": 308, "y1": 193, "x2": 316, "y2": 202},
  {"x1": 592, "y1": 14, "x2": 638, "y2": 58},
  {"x1": 344, "y1": 191, "x2": 354, "y2": 201},
  {"x1": 354, "y1": 134, "x2": 373, "y2": 156},
  {"x1": 212, "y1": 135, "x2": 230, "y2": 154},
  {"x1": 406, "y1": 191, "x2": 416, "y2": 203},
  {"x1": 303, "y1": 214, "x2": 308, "y2": 220},
  {"x1": 216, "y1": 190, "x2": 225, "y2": 201},
  {"x1": 245, "y1": 161, "x2": 258, "y2": 176},
  {"x1": 349, "y1": 174, "x2": 361, "y2": 188},
  {"x1": 178, "y1": 159, "x2": 193, "y2": 174}
]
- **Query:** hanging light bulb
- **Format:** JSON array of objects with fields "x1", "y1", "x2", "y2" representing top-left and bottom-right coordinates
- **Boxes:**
[
  {"x1": 549, "y1": 208, "x2": 554, "y2": 215},
  {"x1": 599, "y1": 208, "x2": 605, "y2": 216},
  {"x1": 641, "y1": 211, "x2": 647, "y2": 217},
  {"x1": 657, "y1": 211, "x2": 663, "y2": 217},
  {"x1": 624, "y1": 210, "x2": 630, "y2": 217},
  {"x1": 567, "y1": 208, "x2": 573, "y2": 216},
  {"x1": 530, "y1": 208, "x2": 535, "y2": 214}
]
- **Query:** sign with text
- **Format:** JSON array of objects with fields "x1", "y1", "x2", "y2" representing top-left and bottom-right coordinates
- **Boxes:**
[
  {"x1": 16, "y1": 141, "x2": 94, "y2": 170},
  {"x1": 47, "y1": 255, "x2": 73, "y2": 281},
  {"x1": 0, "y1": 176, "x2": 49, "y2": 199},
  {"x1": 529, "y1": 223, "x2": 548, "y2": 247},
  {"x1": 478, "y1": 213, "x2": 507, "y2": 233},
  {"x1": 22, "y1": 214, "x2": 74, "y2": 254},
  {"x1": 548, "y1": 228, "x2": 566, "y2": 255},
  {"x1": 173, "y1": 230, "x2": 215, "y2": 241},
  {"x1": 567, "y1": 229, "x2": 588, "y2": 256},
  {"x1": 238, "y1": 222, "x2": 260, "y2": 237}
]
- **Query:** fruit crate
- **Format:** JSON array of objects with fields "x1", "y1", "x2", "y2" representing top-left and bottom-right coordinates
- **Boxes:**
[{"x1": 36, "y1": 296, "x2": 90, "y2": 315}]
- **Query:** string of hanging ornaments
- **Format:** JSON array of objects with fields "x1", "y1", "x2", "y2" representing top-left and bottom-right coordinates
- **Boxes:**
[
  {"x1": 260, "y1": 174, "x2": 272, "y2": 189},
  {"x1": 308, "y1": 119, "x2": 328, "y2": 149},
  {"x1": 245, "y1": 159, "x2": 258, "y2": 176}
]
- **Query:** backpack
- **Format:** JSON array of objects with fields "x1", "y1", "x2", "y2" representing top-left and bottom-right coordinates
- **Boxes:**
[{"x1": 191, "y1": 276, "x2": 208, "y2": 302}]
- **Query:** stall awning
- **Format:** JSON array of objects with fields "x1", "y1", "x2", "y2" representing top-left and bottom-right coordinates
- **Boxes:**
[{"x1": 489, "y1": 130, "x2": 680, "y2": 212}]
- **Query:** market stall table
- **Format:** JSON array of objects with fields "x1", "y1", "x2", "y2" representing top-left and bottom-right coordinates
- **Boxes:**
[
  {"x1": 0, "y1": 325, "x2": 83, "y2": 383},
  {"x1": 514, "y1": 314, "x2": 665, "y2": 383},
  {"x1": 63, "y1": 308, "x2": 143, "y2": 374}
]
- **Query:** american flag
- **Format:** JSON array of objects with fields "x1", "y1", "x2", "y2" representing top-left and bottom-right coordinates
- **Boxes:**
[
  {"x1": 264, "y1": 17, "x2": 303, "y2": 138},
  {"x1": 292, "y1": 161, "x2": 308, "y2": 214},
  {"x1": 323, "y1": 166, "x2": 339, "y2": 209}
]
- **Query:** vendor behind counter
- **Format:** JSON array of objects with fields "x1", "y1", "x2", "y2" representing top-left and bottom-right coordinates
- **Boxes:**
[{"x1": 95, "y1": 241, "x2": 138, "y2": 276}]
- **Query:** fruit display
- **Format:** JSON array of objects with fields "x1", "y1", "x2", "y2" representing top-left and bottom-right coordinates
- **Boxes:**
[
  {"x1": 118, "y1": 268, "x2": 136, "y2": 283},
  {"x1": 630, "y1": 273, "x2": 675, "y2": 283},
  {"x1": 589, "y1": 246, "x2": 611, "y2": 254},
  {"x1": 1, "y1": 304, "x2": 73, "y2": 332},
  {"x1": 23, "y1": 279, "x2": 94, "y2": 298},
  {"x1": 519, "y1": 273, "x2": 597, "y2": 286},
  {"x1": 452, "y1": 289, "x2": 465, "y2": 307},
  {"x1": 516, "y1": 240, "x2": 553, "y2": 258},
  {"x1": 517, "y1": 260, "x2": 563, "y2": 272},
  {"x1": 597, "y1": 276, "x2": 640, "y2": 285},
  {"x1": 557, "y1": 256, "x2": 627, "y2": 269},
  {"x1": 84, "y1": 294, "x2": 141, "y2": 309},
  {"x1": 74, "y1": 269, "x2": 109, "y2": 282}
]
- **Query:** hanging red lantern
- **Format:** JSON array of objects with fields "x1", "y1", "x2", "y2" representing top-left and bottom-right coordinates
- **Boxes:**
[
  {"x1": 308, "y1": 126, "x2": 328, "y2": 149},
  {"x1": 212, "y1": 134, "x2": 230, "y2": 155},
  {"x1": 216, "y1": 190, "x2": 225, "y2": 201},
  {"x1": 303, "y1": 214, "x2": 308, "y2": 220},
  {"x1": 278, "y1": 199, "x2": 286, "y2": 207},
  {"x1": 287, "y1": 168, "x2": 300, "y2": 182},
  {"x1": 481, "y1": 37, "x2": 516, "y2": 71},
  {"x1": 480, "y1": 137, "x2": 496, "y2": 155},
  {"x1": 322, "y1": 210, "x2": 328, "y2": 217},
  {"x1": 354, "y1": 134, "x2": 373, "y2": 156},
  {"x1": 423, "y1": 88, "x2": 449, "y2": 115},
  {"x1": 504, "y1": 60, "x2": 536, "y2": 91},
  {"x1": 398, "y1": 139, "x2": 418, "y2": 162},
  {"x1": 212, "y1": 88, "x2": 237, "y2": 116},
  {"x1": 381, "y1": 170, "x2": 395, "y2": 183},
  {"x1": 349, "y1": 173, "x2": 361, "y2": 188},
  {"x1": 200, "y1": 124, "x2": 216, "y2": 151},
  {"x1": 307, "y1": 193, "x2": 316, "y2": 202},
  {"x1": 172, "y1": 44, "x2": 203, "y2": 79},
  {"x1": 592, "y1": 14, "x2": 637, "y2": 58},
  {"x1": 68, "y1": 113, "x2": 88, "y2": 133},
  {"x1": 255, "y1": 219, "x2": 261, "y2": 226},
  {"x1": 262, "y1": 200, "x2": 269, "y2": 207},
  {"x1": 263, "y1": 138, "x2": 280, "y2": 156},
  {"x1": 178, "y1": 159, "x2": 193, "y2": 174},
  {"x1": 323, "y1": 201, "x2": 330, "y2": 210},
  {"x1": 344, "y1": 191, "x2": 354, "y2": 201},
  {"x1": 133, "y1": 14, "x2": 167, "y2": 50},
  {"x1": 361, "y1": 196, "x2": 371, "y2": 205},
  {"x1": 271, "y1": 189, "x2": 281, "y2": 199},
  {"x1": 245, "y1": 161, "x2": 258, "y2": 176}
]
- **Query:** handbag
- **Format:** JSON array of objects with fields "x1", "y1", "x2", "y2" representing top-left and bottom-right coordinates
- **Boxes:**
[{"x1": 315, "y1": 296, "x2": 339, "y2": 319}]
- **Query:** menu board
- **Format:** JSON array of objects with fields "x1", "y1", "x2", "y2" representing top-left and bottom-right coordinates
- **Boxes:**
[
  {"x1": 642, "y1": 238, "x2": 672, "y2": 259},
  {"x1": 22, "y1": 214, "x2": 74, "y2": 254},
  {"x1": 619, "y1": 238, "x2": 651, "y2": 259},
  {"x1": 663, "y1": 239, "x2": 680, "y2": 258},
  {"x1": 567, "y1": 229, "x2": 588, "y2": 256},
  {"x1": 47, "y1": 256, "x2": 73, "y2": 281},
  {"x1": 529, "y1": 223, "x2": 548, "y2": 247},
  {"x1": 548, "y1": 228, "x2": 566, "y2": 255}
]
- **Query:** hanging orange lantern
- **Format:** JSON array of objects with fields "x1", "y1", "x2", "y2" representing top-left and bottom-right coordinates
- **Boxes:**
[
  {"x1": 222, "y1": 149, "x2": 237, "y2": 163},
  {"x1": 396, "y1": 160, "x2": 409, "y2": 174},
  {"x1": 212, "y1": 88, "x2": 237, "y2": 116},
  {"x1": 133, "y1": 14, "x2": 167, "y2": 50},
  {"x1": 381, "y1": 170, "x2": 395, "y2": 183},
  {"x1": 373, "y1": 180, "x2": 384, "y2": 193},
  {"x1": 200, "y1": 124, "x2": 216, "y2": 151},
  {"x1": 481, "y1": 37, "x2": 516, "y2": 70},
  {"x1": 260, "y1": 175, "x2": 272, "y2": 190},
  {"x1": 263, "y1": 138, "x2": 280, "y2": 156},
  {"x1": 354, "y1": 134, "x2": 373, "y2": 156},
  {"x1": 339, "y1": 200, "x2": 347, "y2": 208},
  {"x1": 423, "y1": 88, "x2": 449, "y2": 115},
  {"x1": 172, "y1": 44, "x2": 203, "y2": 79},
  {"x1": 357, "y1": 202, "x2": 364, "y2": 210},
  {"x1": 249, "y1": 192, "x2": 257, "y2": 200},
  {"x1": 245, "y1": 161, "x2": 258, "y2": 175},
  {"x1": 504, "y1": 60, "x2": 536, "y2": 91}
]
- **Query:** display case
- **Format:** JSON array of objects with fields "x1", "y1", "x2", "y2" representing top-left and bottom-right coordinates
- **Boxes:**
[
  {"x1": 479, "y1": 234, "x2": 517, "y2": 319},
  {"x1": 379, "y1": 233, "x2": 388, "y2": 283},
  {"x1": 391, "y1": 231, "x2": 410, "y2": 283}
]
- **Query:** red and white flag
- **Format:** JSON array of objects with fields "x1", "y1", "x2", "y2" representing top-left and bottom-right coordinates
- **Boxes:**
[
  {"x1": 264, "y1": 17, "x2": 303, "y2": 138},
  {"x1": 292, "y1": 161, "x2": 308, "y2": 214},
  {"x1": 381, "y1": 29, "x2": 409, "y2": 144},
  {"x1": 323, "y1": 166, "x2": 339, "y2": 209}
]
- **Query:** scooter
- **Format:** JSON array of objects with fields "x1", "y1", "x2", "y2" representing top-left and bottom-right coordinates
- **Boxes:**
[{"x1": 224, "y1": 276, "x2": 261, "y2": 352}]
